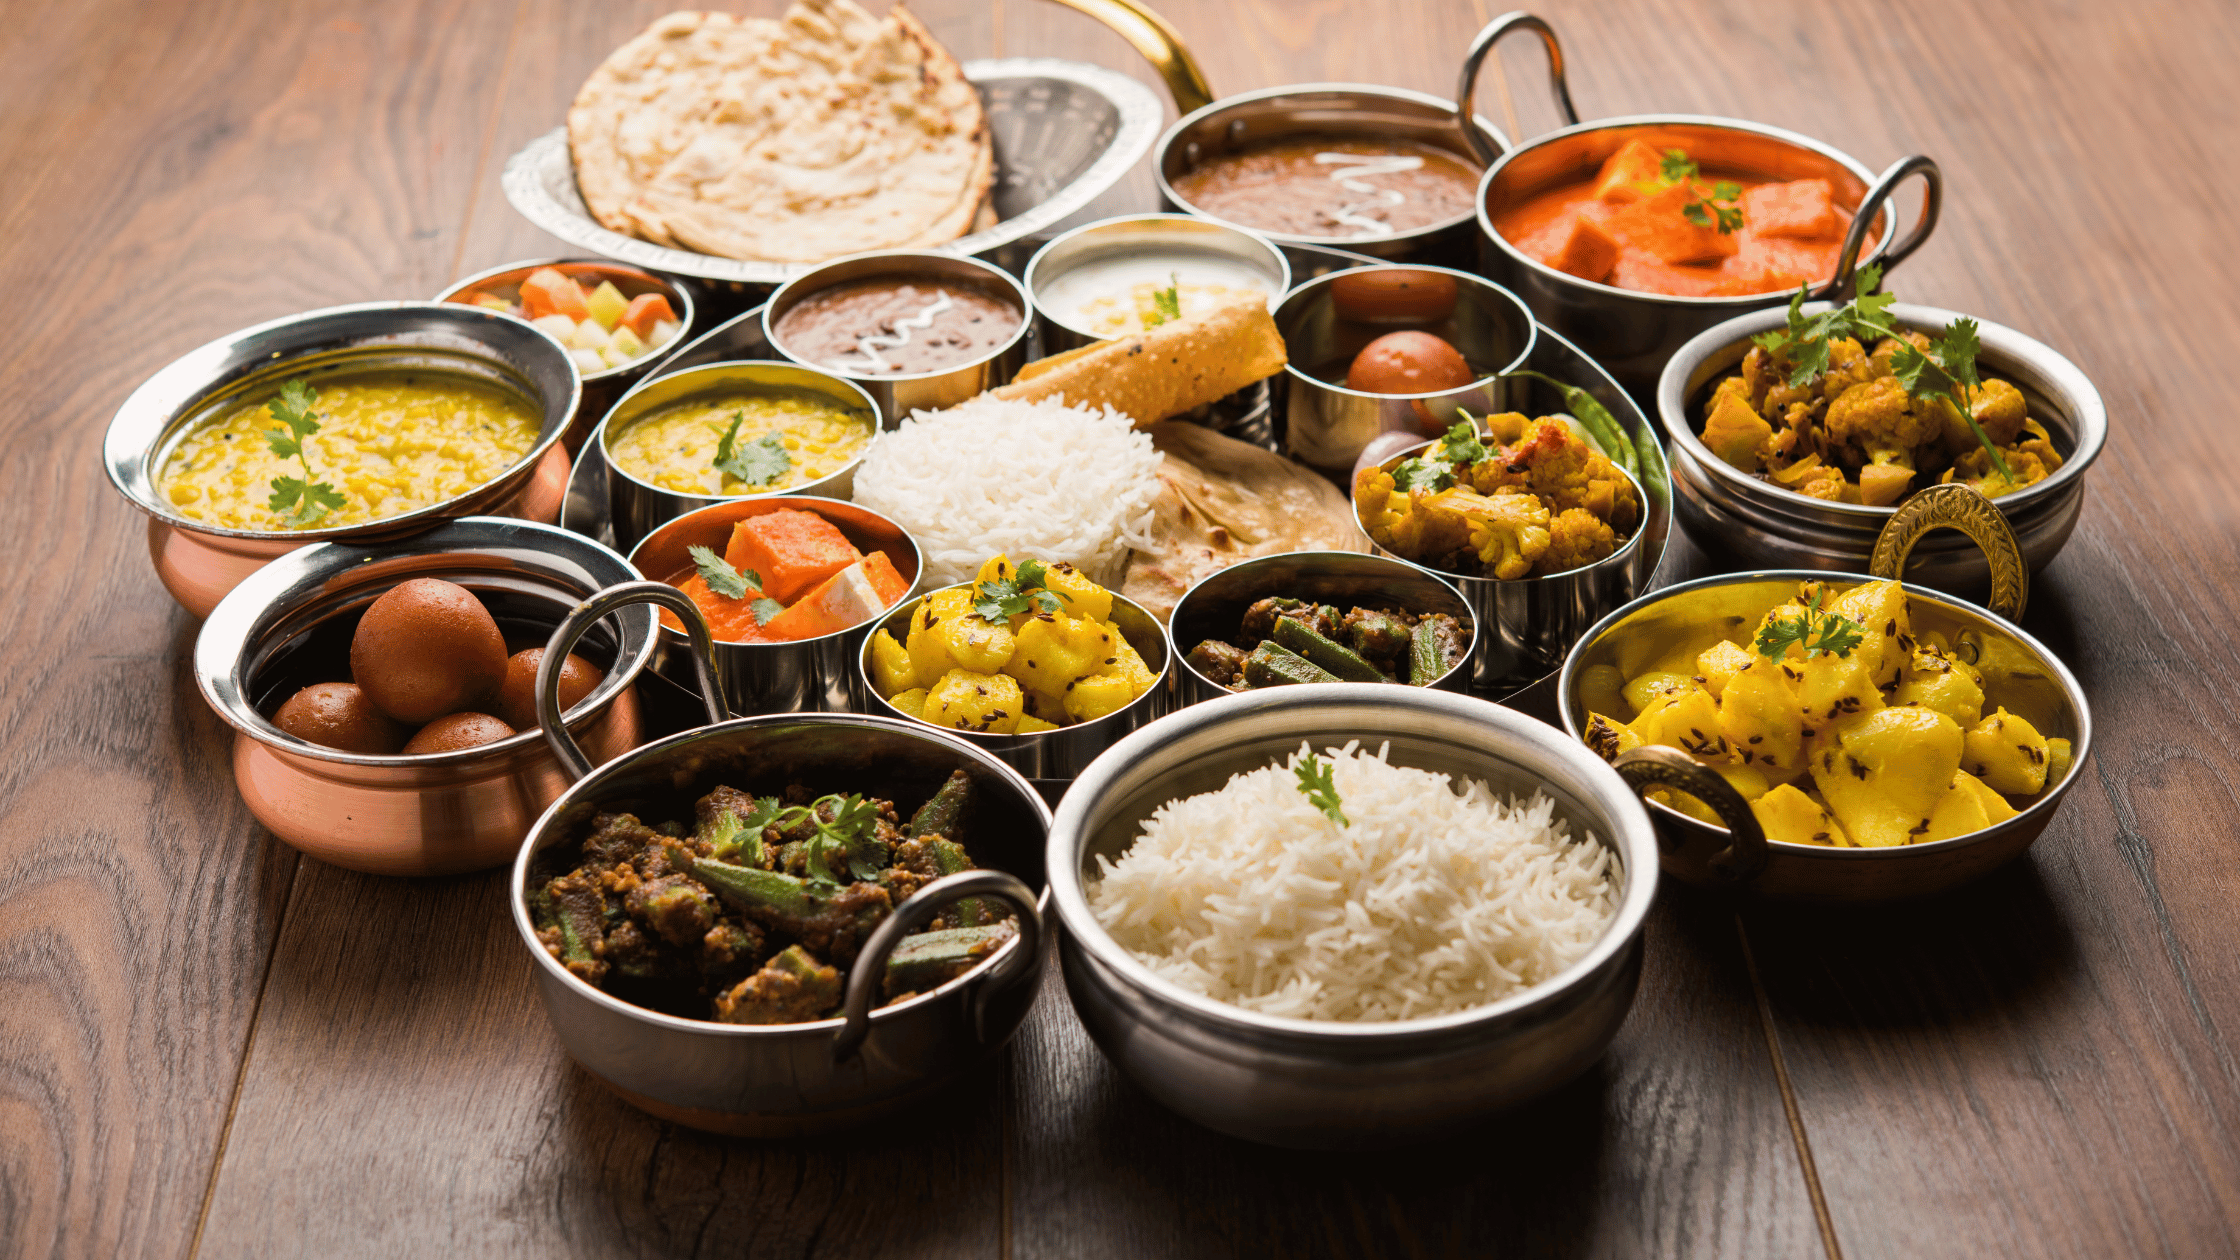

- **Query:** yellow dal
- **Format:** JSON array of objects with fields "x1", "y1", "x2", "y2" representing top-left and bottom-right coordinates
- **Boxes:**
[
  {"x1": 159, "y1": 372, "x2": 541, "y2": 531},
  {"x1": 606, "y1": 390, "x2": 874, "y2": 496}
]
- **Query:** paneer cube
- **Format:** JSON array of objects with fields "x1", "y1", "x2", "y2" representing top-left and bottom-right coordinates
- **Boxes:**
[
  {"x1": 1741, "y1": 178, "x2": 1842, "y2": 240},
  {"x1": 1607, "y1": 184, "x2": 1740, "y2": 265},
  {"x1": 1964, "y1": 707, "x2": 2049, "y2": 795},
  {"x1": 925, "y1": 670, "x2": 1023, "y2": 734},
  {"x1": 725, "y1": 509, "x2": 862, "y2": 605},
  {"x1": 1696, "y1": 639, "x2": 1756, "y2": 699},
  {"x1": 1547, "y1": 215, "x2": 1621, "y2": 283},
  {"x1": 1588, "y1": 138, "x2": 1669, "y2": 203}
]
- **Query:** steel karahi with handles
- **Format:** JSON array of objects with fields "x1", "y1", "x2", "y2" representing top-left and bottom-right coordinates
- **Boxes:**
[{"x1": 510, "y1": 581, "x2": 1049, "y2": 1136}]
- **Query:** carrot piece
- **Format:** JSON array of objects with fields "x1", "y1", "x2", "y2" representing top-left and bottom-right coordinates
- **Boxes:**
[
  {"x1": 858, "y1": 551, "x2": 911, "y2": 607},
  {"x1": 1547, "y1": 214, "x2": 1621, "y2": 283},
  {"x1": 761, "y1": 563, "x2": 885, "y2": 641},
  {"x1": 619, "y1": 293, "x2": 677, "y2": 339},
  {"x1": 722, "y1": 509, "x2": 862, "y2": 605},
  {"x1": 1742, "y1": 178, "x2": 1842, "y2": 240},
  {"x1": 521, "y1": 267, "x2": 590, "y2": 321},
  {"x1": 1589, "y1": 139, "x2": 1669, "y2": 203},
  {"x1": 1606, "y1": 184, "x2": 1739, "y2": 265}
]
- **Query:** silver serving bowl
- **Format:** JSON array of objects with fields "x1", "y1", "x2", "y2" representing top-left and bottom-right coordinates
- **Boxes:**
[
  {"x1": 1275, "y1": 264, "x2": 1536, "y2": 472},
  {"x1": 1556, "y1": 485, "x2": 2091, "y2": 900},
  {"x1": 762, "y1": 251, "x2": 1033, "y2": 421},
  {"x1": 1166, "y1": 551, "x2": 1476, "y2": 705},
  {"x1": 502, "y1": 56, "x2": 1165, "y2": 288},
  {"x1": 1475, "y1": 115, "x2": 1940, "y2": 395},
  {"x1": 594, "y1": 360, "x2": 882, "y2": 551},
  {"x1": 1656, "y1": 301, "x2": 2106, "y2": 590},
  {"x1": 1047, "y1": 684, "x2": 1659, "y2": 1148},
  {"x1": 193, "y1": 517, "x2": 656, "y2": 876},
  {"x1": 1023, "y1": 213, "x2": 1290, "y2": 352},
  {"x1": 104, "y1": 302, "x2": 579, "y2": 617},
  {"x1": 513, "y1": 582, "x2": 1049, "y2": 1136},
  {"x1": 436, "y1": 258, "x2": 696, "y2": 454},
  {"x1": 626, "y1": 496, "x2": 922, "y2": 716},
  {"x1": 857, "y1": 583, "x2": 1174, "y2": 783}
]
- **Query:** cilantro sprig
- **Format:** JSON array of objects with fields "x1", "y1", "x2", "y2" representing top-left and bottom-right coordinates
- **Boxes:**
[
  {"x1": 1890, "y1": 317, "x2": 2015, "y2": 483},
  {"x1": 1147, "y1": 273, "x2": 1182, "y2": 327},
  {"x1": 1389, "y1": 417, "x2": 1492, "y2": 495},
  {"x1": 1660, "y1": 149, "x2": 1744, "y2": 234},
  {"x1": 771, "y1": 793, "x2": 881, "y2": 887},
  {"x1": 687, "y1": 544, "x2": 784, "y2": 625},
  {"x1": 263, "y1": 378, "x2": 347, "y2": 526},
  {"x1": 1293, "y1": 754, "x2": 1348, "y2": 827},
  {"x1": 714, "y1": 413, "x2": 792, "y2": 487},
  {"x1": 1750, "y1": 263, "x2": 1899, "y2": 388},
  {"x1": 972, "y1": 557, "x2": 1071, "y2": 621},
  {"x1": 1753, "y1": 589, "x2": 1867, "y2": 661}
]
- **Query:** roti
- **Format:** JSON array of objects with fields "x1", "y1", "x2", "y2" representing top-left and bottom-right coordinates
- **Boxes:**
[{"x1": 568, "y1": 1, "x2": 993, "y2": 263}]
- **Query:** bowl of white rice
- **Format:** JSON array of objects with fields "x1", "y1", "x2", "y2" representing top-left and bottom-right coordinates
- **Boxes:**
[{"x1": 1047, "y1": 683, "x2": 1659, "y2": 1148}]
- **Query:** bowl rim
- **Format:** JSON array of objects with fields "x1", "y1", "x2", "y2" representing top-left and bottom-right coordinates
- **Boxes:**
[
  {"x1": 435, "y1": 257, "x2": 696, "y2": 383},
  {"x1": 1273, "y1": 263, "x2": 1537, "y2": 401},
  {"x1": 596, "y1": 358, "x2": 882, "y2": 501},
  {"x1": 625, "y1": 495, "x2": 926, "y2": 649},
  {"x1": 194, "y1": 515, "x2": 658, "y2": 768},
  {"x1": 760, "y1": 249, "x2": 1036, "y2": 384},
  {"x1": 1165, "y1": 549, "x2": 1479, "y2": 694},
  {"x1": 1472, "y1": 113, "x2": 1896, "y2": 308},
  {"x1": 1352, "y1": 435, "x2": 1652, "y2": 586},
  {"x1": 1154, "y1": 81, "x2": 1504, "y2": 247},
  {"x1": 104, "y1": 300, "x2": 579, "y2": 542},
  {"x1": 1046, "y1": 683, "x2": 1659, "y2": 1040},
  {"x1": 1654, "y1": 300, "x2": 2108, "y2": 519},
  {"x1": 508, "y1": 711, "x2": 1055, "y2": 1037},
  {"x1": 1553, "y1": 566, "x2": 2096, "y2": 859},
  {"x1": 857, "y1": 579, "x2": 1174, "y2": 741},
  {"x1": 1022, "y1": 212, "x2": 1292, "y2": 342}
]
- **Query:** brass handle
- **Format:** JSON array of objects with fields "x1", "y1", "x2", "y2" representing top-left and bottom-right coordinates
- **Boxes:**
[
  {"x1": 1454, "y1": 12, "x2": 1580, "y2": 167},
  {"x1": 1817, "y1": 154, "x2": 1943, "y2": 301},
  {"x1": 1869, "y1": 482, "x2": 2029, "y2": 620},
  {"x1": 1045, "y1": 0, "x2": 1214, "y2": 115},
  {"x1": 1614, "y1": 746, "x2": 1769, "y2": 883},
  {"x1": 832, "y1": 869, "x2": 1044, "y2": 1061},
  {"x1": 537, "y1": 580, "x2": 730, "y2": 781}
]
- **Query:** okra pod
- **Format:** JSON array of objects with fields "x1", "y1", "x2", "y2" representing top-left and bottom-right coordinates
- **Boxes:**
[
  {"x1": 927, "y1": 837, "x2": 990, "y2": 926},
  {"x1": 690, "y1": 857, "x2": 816, "y2": 921},
  {"x1": 1408, "y1": 619, "x2": 1448, "y2": 685},
  {"x1": 883, "y1": 923, "x2": 1018, "y2": 998},
  {"x1": 907, "y1": 768, "x2": 973, "y2": 841},
  {"x1": 1241, "y1": 641, "x2": 1341, "y2": 688},
  {"x1": 1273, "y1": 615, "x2": 1386, "y2": 682}
]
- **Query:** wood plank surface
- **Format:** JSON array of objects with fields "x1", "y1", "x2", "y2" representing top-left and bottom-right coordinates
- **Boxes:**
[{"x1": 3, "y1": 0, "x2": 2238, "y2": 1257}]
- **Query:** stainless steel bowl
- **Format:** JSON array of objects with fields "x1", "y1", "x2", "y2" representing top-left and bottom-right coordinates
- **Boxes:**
[
  {"x1": 857, "y1": 583, "x2": 1174, "y2": 783},
  {"x1": 192, "y1": 517, "x2": 656, "y2": 877},
  {"x1": 626, "y1": 496, "x2": 923, "y2": 716},
  {"x1": 1475, "y1": 116, "x2": 1940, "y2": 395},
  {"x1": 763, "y1": 251, "x2": 1033, "y2": 420},
  {"x1": 1275, "y1": 264, "x2": 1536, "y2": 472},
  {"x1": 1657, "y1": 301, "x2": 2106, "y2": 590},
  {"x1": 1165, "y1": 550, "x2": 1476, "y2": 705},
  {"x1": 1556, "y1": 487, "x2": 2090, "y2": 900},
  {"x1": 104, "y1": 302, "x2": 580, "y2": 617},
  {"x1": 436, "y1": 258, "x2": 696, "y2": 455},
  {"x1": 1023, "y1": 213, "x2": 1290, "y2": 352},
  {"x1": 595, "y1": 360, "x2": 882, "y2": 551},
  {"x1": 1047, "y1": 684, "x2": 1659, "y2": 1148},
  {"x1": 513, "y1": 582, "x2": 1050, "y2": 1136}
]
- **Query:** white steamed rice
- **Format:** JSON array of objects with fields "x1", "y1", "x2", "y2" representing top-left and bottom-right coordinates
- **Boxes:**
[
  {"x1": 1088, "y1": 743, "x2": 1620, "y2": 1023},
  {"x1": 851, "y1": 395, "x2": 1164, "y2": 588}
]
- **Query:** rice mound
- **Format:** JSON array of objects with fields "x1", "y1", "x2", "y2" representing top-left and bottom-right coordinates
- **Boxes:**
[
  {"x1": 853, "y1": 395, "x2": 1163, "y2": 588},
  {"x1": 1088, "y1": 743, "x2": 1621, "y2": 1023}
]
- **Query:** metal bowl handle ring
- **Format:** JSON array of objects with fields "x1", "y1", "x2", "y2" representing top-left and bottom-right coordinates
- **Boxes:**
[
  {"x1": 1868, "y1": 481, "x2": 2029, "y2": 620},
  {"x1": 1047, "y1": 0, "x2": 1215, "y2": 114},
  {"x1": 833, "y1": 869, "x2": 1045, "y2": 1062},
  {"x1": 537, "y1": 580, "x2": 730, "y2": 781},
  {"x1": 1614, "y1": 746, "x2": 1770, "y2": 883},
  {"x1": 1456, "y1": 11, "x2": 1580, "y2": 167},
  {"x1": 1818, "y1": 154, "x2": 1943, "y2": 301}
]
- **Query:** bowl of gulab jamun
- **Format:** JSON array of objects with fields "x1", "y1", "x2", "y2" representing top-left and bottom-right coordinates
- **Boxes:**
[{"x1": 193, "y1": 516, "x2": 659, "y2": 875}]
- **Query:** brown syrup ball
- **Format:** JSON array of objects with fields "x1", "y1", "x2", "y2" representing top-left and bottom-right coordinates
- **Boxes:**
[
  {"x1": 273, "y1": 682, "x2": 408, "y2": 755},
  {"x1": 401, "y1": 712, "x2": 517, "y2": 755},
  {"x1": 349, "y1": 578, "x2": 508, "y2": 724},
  {"x1": 493, "y1": 648, "x2": 606, "y2": 732},
  {"x1": 1344, "y1": 331, "x2": 1478, "y2": 396}
]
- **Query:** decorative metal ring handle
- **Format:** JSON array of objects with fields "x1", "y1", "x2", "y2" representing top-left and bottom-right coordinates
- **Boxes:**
[
  {"x1": 1047, "y1": 0, "x2": 1214, "y2": 115},
  {"x1": 1455, "y1": 12, "x2": 1580, "y2": 167},
  {"x1": 1817, "y1": 154, "x2": 1943, "y2": 301},
  {"x1": 538, "y1": 580, "x2": 729, "y2": 781},
  {"x1": 1614, "y1": 745, "x2": 1770, "y2": 883},
  {"x1": 833, "y1": 868, "x2": 1044, "y2": 1062},
  {"x1": 1869, "y1": 482, "x2": 2029, "y2": 620}
]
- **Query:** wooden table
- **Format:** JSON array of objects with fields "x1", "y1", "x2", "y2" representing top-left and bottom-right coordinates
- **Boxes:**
[{"x1": 8, "y1": 1, "x2": 2236, "y2": 1255}]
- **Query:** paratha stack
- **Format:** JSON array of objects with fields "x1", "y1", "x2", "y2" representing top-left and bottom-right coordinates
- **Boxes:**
[{"x1": 569, "y1": 1, "x2": 993, "y2": 263}]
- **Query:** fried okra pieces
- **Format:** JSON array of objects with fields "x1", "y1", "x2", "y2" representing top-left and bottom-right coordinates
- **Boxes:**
[{"x1": 714, "y1": 944, "x2": 841, "y2": 1025}]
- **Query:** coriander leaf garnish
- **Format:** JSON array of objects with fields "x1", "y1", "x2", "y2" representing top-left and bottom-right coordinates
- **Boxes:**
[
  {"x1": 1148, "y1": 272, "x2": 1181, "y2": 327},
  {"x1": 772, "y1": 793, "x2": 880, "y2": 888},
  {"x1": 1438, "y1": 416, "x2": 1490, "y2": 466},
  {"x1": 688, "y1": 545, "x2": 789, "y2": 624},
  {"x1": 1753, "y1": 589, "x2": 1867, "y2": 661},
  {"x1": 1015, "y1": 558, "x2": 1051, "y2": 589},
  {"x1": 713, "y1": 413, "x2": 792, "y2": 487},
  {"x1": 1750, "y1": 262, "x2": 1900, "y2": 388},
  {"x1": 1392, "y1": 454, "x2": 1456, "y2": 495},
  {"x1": 262, "y1": 377, "x2": 346, "y2": 526},
  {"x1": 973, "y1": 560, "x2": 1067, "y2": 621},
  {"x1": 1293, "y1": 754, "x2": 1348, "y2": 827},
  {"x1": 1890, "y1": 316, "x2": 2015, "y2": 482},
  {"x1": 1660, "y1": 149, "x2": 1745, "y2": 234}
]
